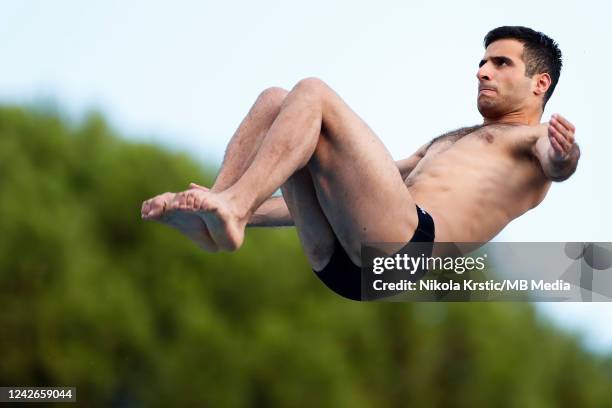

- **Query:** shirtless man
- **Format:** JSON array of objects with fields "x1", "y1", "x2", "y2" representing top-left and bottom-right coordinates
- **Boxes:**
[{"x1": 141, "y1": 26, "x2": 580, "y2": 299}]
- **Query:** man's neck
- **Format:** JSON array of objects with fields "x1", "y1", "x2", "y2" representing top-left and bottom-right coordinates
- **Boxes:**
[{"x1": 483, "y1": 110, "x2": 542, "y2": 126}]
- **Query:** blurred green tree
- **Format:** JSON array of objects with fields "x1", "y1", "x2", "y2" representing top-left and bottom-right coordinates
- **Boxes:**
[{"x1": 0, "y1": 106, "x2": 610, "y2": 407}]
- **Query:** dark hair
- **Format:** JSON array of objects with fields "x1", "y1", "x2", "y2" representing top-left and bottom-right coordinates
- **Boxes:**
[{"x1": 484, "y1": 26, "x2": 562, "y2": 108}]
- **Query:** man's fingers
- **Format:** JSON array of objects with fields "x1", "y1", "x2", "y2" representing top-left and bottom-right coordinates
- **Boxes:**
[
  {"x1": 551, "y1": 114, "x2": 576, "y2": 145},
  {"x1": 551, "y1": 116, "x2": 575, "y2": 144},
  {"x1": 549, "y1": 134, "x2": 565, "y2": 156},
  {"x1": 552, "y1": 121, "x2": 574, "y2": 144},
  {"x1": 550, "y1": 126, "x2": 572, "y2": 153},
  {"x1": 552, "y1": 113, "x2": 576, "y2": 133}
]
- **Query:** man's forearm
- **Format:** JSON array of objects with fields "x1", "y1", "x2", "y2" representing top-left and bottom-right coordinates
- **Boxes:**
[
  {"x1": 547, "y1": 143, "x2": 580, "y2": 182},
  {"x1": 247, "y1": 196, "x2": 294, "y2": 227}
]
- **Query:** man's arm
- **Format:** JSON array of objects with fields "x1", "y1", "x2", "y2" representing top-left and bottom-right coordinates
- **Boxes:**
[
  {"x1": 532, "y1": 114, "x2": 580, "y2": 182},
  {"x1": 248, "y1": 196, "x2": 294, "y2": 227},
  {"x1": 395, "y1": 142, "x2": 431, "y2": 180}
]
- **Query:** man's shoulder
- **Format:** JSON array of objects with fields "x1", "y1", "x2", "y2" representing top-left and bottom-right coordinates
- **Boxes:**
[
  {"x1": 486, "y1": 122, "x2": 545, "y2": 137},
  {"x1": 433, "y1": 124, "x2": 484, "y2": 143},
  {"x1": 484, "y1": 123, "x2": 545, "y2": 149}
]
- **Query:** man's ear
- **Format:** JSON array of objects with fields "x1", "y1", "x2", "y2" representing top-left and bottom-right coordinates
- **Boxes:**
[{"x1": 533, "y1": 73, "x2": 552, "y2": 97}]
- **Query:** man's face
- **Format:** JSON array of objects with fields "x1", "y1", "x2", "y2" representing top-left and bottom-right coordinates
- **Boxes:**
[{"x1": 476, "y1": 39, "x2": 535, "y2": 118}]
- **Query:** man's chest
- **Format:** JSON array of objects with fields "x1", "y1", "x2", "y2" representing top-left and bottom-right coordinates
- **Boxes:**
[
  {"x1": 410, "y1": 124, "x2": 551, "y2": 210},
  {"x1": 423, "y1": 124, "x2": 535, "y2": 161}
]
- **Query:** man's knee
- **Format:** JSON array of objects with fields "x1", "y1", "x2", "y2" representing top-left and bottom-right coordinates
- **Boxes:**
[
  {"x1": 292, "y1": 77, "x2": 330, "y2": 99},
  {"x1": 257, "y1": 87, "x2": 289, "y2": 108},
  {"x1": 292, "y1": 78, "x2": 345, "y2": 134}
]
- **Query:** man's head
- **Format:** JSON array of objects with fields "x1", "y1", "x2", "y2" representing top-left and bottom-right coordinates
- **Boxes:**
[{"x1": 477, "y1": 26, "x2": 562, "y2": 120}]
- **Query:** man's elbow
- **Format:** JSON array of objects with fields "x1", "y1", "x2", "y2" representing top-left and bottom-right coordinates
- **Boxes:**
[{"x1": 547, "y1": 167, "x2": 576, "y2": 182}]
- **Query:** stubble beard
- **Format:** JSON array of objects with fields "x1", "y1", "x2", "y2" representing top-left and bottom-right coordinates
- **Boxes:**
[{"x1": 477, "y1": 96, "x2": 506, "y2": 120}]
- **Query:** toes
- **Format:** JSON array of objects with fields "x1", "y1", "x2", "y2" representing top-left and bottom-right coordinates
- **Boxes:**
[
  {"x1": 186, "y1": 192, "x2": 195, "y2": 209},
  {"x1": 189, "y1": 182, "x2": 209, "y2": 191},
  {"x1": 161, "y1": 189, "x2": 215, "y2": 213},
  {"x1": 159, "y1": 192, "x2": 173, "y2": 214},
  {"x1": 172, "y1": 193, "x2": 181, "y2": 209},
  {"x1": 143, "y1": 192, "x2": 176, "y2": 219},
  {"x1": 141, "y1": 199, "x2": 151, "y2": 218},
  {"x1": 149, "y1": 198, "x2": 168, "y2": 218},
  {"x1": 180, "y1": 192, "x2": 189, "y2": 209},
  {"x1": 171, "y1": 192, "x2": 186, "y2": 210}
]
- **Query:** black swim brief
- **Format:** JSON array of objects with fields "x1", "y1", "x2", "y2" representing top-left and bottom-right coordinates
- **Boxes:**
[{"x1": 313, "y1": 205, "x2": 435, "y2": 301}]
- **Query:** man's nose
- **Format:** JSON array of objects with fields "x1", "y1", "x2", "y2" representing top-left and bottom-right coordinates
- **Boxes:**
[{"x1": 477, "y1": 64, "x2": 491, "y2": 81}]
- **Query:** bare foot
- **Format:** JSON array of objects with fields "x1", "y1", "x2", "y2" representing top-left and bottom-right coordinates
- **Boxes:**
[
  {"x1": 169, "y1": 188, "x2": 249, "y2": 252},
  {"x1": 141, "y1": 190, "x2": 219, "y2": 252}
]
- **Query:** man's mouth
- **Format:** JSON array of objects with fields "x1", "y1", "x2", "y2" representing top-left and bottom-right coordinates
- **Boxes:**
[{"x1": 478, "y1": 86, "x2": 497, "y2": 94}]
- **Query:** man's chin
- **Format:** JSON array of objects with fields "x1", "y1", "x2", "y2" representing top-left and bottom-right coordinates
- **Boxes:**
[{"x1": 477, "y1": 101, "x2": 504, "y2": 119}]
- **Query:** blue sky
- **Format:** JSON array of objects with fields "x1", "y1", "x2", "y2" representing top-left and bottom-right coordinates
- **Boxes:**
[{"x1": 1, "y1": 0, "x2": 611, "y2": 352}]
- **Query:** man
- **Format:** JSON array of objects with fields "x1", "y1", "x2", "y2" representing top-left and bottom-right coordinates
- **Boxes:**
[{"x1": 141, "y1": 26, "x2": 580, "y2": 299}]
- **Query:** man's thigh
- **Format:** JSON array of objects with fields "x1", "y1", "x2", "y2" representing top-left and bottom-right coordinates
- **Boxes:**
[
  {"x1": 305, "y1": 80, "x2": 419, "y2": 265},
  {"x1": 281, "y1": 168, "x2": 337, "y2": 271}
]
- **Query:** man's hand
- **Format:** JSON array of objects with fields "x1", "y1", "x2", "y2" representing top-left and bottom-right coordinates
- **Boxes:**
[
  {"x1": 547, "y1": 113, "x2": 576, "y2": 162},
  {"x1": 533, "y1": 113, "x2": 580, "y2": 182}
]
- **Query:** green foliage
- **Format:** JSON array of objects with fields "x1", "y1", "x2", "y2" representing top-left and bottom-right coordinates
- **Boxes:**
[{"x1": 1, "y1": 105, "x2": 611, "y2": 407}]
